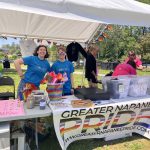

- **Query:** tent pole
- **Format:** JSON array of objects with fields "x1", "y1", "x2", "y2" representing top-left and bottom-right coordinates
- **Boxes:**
[
  {"x1": 81, "y1": 58, "x2": 86, "y2": 87},
  {"x1": 81, "y1": 43, "x2": 88, "y2": 87}
]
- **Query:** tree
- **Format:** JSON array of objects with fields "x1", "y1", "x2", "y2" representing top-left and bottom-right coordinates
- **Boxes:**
[
  {"x1": 137, "y1": 0, "x2": 150, "y2": 4},
  {"x1": 97, "y1": 25, "x2": 141, "y2": 62},
  {"x1": 139, "y1": 33, "x2": 150, "y2": 63}
]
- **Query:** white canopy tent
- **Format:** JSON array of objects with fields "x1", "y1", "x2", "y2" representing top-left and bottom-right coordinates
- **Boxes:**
[{"x1": 0, "y1": 0, "x2": 149, "y2": 43}]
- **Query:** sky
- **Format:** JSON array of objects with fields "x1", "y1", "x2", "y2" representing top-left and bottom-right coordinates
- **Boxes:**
[{"x1": 0, "y1": 37, "x2": 20, "y2": 48}]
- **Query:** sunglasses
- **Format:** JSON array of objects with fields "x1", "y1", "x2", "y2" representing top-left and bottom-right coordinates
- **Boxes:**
[
  {"x1": 129, "y1": 54, "x2": 135, "y2": 56},
  {"x1": 58, "y1": 51, "x2": 66, "y2": 55}
]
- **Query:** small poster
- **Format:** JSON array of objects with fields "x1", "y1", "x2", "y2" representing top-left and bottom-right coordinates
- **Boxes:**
[{"x1": 0, "y1": 100, "x2": 25, "y2": 117}]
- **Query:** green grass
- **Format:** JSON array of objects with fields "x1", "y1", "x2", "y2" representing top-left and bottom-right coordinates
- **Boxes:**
[
  {"x1": 38, "y1": 130, "x2": 150, "y2": 150},
  {"x1": 0, "y1": 67, "x2": 149, "y2": 97}
]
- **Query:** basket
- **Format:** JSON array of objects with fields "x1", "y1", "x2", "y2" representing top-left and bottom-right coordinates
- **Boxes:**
[
  {"x1": 102, "y1": 76, "x2": 130, "y2": 99},
  {"x1": 46, "y1": 83, "x2": 64, "y2": 100},
  {"x1": 107, "y1": 78, "x2": 130, "y2": 99}
]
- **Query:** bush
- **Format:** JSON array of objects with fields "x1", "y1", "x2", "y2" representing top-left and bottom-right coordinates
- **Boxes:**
[
  {"x1": 0, "y1": 63, "x2": 3, "y2": 72},
  {"x1": 0, "y1": 51, "x2": 5, "y2": 60}
]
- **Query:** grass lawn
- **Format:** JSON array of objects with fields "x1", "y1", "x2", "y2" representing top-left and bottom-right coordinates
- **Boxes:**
[{"x1": 0, "y1": 66, "x2": 150, "y2": 150}]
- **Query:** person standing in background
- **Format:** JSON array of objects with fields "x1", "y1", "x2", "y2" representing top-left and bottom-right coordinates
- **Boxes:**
[
  {"x1": 3, "y1": 54, "x2": 10, "y2": 69},
  {"x1": 51, "y1": 46, "x2": 74, "y2": 95},
  {"x1": 125, "y1": 51, "x2": 143, "y2": 70},
  {"x1": 14, "y1": 45, "x2": 51, "y2": 100},
  {"x1": 85, "y1": 45, "x2": 99, "y2": 88}
]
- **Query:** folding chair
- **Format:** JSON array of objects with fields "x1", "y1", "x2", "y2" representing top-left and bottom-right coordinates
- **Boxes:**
[{"x1": 0, "y1": 76, "x2": 15, "y2": 99}]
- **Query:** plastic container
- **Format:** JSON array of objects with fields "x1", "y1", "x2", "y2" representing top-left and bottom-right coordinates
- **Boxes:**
[
  {"x1": 39, "y1": 99, "x2": 46, "y2": 110},
  {"x1": 128, "y1": 76, "x2": 149, "y2": 97},
  {"x1": 147, "y1": 77, "x2": 150, "y2": 95},
  {"x1": 102, "y1": 76, "x2": 114, "y2": 92},
  {"x1": 102, "y1": 76, "x2": 130, "y2": 99},
  {"x1": 108, "y1": 78, "x2": 130, "y2": 99},
  {"x1": 46, "y1": 83, "x2": 64, "y2": 100},
  {"x1": 31, "y1": 90, "x2": 45, "y2": 104}
]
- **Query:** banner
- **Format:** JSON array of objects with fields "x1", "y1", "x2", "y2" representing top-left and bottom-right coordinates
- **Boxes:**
[{"x1": 50, "y1": 97, "x2": 150, "y2": 150}]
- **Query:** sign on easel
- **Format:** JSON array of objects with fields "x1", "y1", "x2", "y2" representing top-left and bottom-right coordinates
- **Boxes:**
[{"x1": 0, "y1": 100, "x2": 24, "y2": 117}]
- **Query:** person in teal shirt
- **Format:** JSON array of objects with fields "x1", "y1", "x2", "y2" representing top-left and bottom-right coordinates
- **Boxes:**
[
  {"x1": 14, "y1": 45, "x2": 51, "y2": 100},
  {"x1": 51, "y1": 46, "x2": 74, "y2": 95}
]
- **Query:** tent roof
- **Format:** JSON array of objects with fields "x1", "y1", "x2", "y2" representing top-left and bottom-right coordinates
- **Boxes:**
[{"x1": 0, "y1": 0, "x2": 150, "y2": 43}]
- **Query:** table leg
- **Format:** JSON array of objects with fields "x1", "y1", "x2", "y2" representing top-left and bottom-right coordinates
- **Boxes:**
[
  {"x1": 0, "y1": 123, "x2": 10, "y2": 150},
  {"x1": 35, "y1": 118, "x2": 39, "y2": 150}
]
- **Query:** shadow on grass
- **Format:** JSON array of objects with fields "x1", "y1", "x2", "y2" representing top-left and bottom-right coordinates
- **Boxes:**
[{"x1": 39, "y1": 127, "x2": 148, "y2": 150}]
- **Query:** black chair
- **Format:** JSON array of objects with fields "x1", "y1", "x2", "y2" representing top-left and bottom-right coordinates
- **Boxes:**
[{"x1": 0, "y1": 76, "x2": 15, "y2": 99}]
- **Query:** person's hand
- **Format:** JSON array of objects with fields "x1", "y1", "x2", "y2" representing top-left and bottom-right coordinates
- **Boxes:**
[
  {"x1": 40, "y1": 78, "x2": 47, "y2": 84},
  {"x1": 95, "y1": 76, "x2": 98, "y2": 83}
]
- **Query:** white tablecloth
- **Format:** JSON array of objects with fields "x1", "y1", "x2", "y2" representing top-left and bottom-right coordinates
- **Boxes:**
[{"x1": 49, "y1": 95, "x2": 150, "y2": 150}]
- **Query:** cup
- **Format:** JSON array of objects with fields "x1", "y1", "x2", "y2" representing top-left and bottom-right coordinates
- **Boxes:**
[{"x1": 39, "y1": 99, "x2": 46, "y2": 110}]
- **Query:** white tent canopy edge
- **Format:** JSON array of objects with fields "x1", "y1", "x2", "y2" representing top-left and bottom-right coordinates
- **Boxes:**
[{"x1": 0, "y1": 0, "x2": 150, "y2": 43}]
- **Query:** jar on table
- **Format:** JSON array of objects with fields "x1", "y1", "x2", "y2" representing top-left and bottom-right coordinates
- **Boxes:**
[
  {"x1": 39, "y1": 99, "x2": 46, "y2": 110},
  {"x1": 26, "y1": 94, "x2": 35, "y2": 109}
]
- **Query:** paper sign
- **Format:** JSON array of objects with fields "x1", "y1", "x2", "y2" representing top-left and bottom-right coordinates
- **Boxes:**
[{"x1": 0, "y1": 100, "x2": 25, "y2": 118}]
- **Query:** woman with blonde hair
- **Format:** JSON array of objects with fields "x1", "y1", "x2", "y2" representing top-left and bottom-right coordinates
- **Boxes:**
[{"x1": 85, "y1": 45, "x2": 100, "y2": 87}]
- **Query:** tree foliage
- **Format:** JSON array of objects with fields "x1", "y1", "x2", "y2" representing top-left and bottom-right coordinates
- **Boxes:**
[
  {"x1": 98, "y1": 25, "x2": 143, "y2": 62},
  {"x1": 137, "y1": 0, "x2": 150, "y2": 4}
]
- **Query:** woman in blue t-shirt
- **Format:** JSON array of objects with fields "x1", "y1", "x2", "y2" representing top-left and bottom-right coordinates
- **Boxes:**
[
  {"x1": 51, "y1": 46, "x2": 74, "y2": 95},
  {"x1": 14, "y1": 45, "x2": 51, "y2": 100}
]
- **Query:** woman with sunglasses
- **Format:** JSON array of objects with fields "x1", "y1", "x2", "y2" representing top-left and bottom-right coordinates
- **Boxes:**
[{"x1": 51, "y1": 46, "x2": 74, "y2": 95}]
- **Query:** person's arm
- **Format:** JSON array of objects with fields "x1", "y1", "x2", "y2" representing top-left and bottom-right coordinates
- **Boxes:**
[
  {"x1": 14, "y1": 58, "x2": 24, "y2": 78},
  {"x1": 91, "y1": 70, "x2": 97, "y2": 80},
  {"x1": 135, "y1": 58, "x2": 143, "y2": 70},
  {"x1": 137, "y1": 65, "x2": 143, "y2": 70}
]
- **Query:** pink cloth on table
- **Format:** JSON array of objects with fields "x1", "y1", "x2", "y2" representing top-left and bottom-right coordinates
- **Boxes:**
[
  {"x1": 112, "y1": 63, "x2": 137, "y2": 76},
  {"x1": 0, "y1": 100, "x2": 24, "y2": 118},
  {"x1": 125, "y1": 57, "x2": 142, "y2": 67}
]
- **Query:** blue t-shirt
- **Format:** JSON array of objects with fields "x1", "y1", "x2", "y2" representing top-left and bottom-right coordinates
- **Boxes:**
[
  {"x1": 23, "y1": 56, "x2": 51, "y2": 87},
  {"x1": 51, "y1": 60, "x2": 74, "y2": 94}
]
